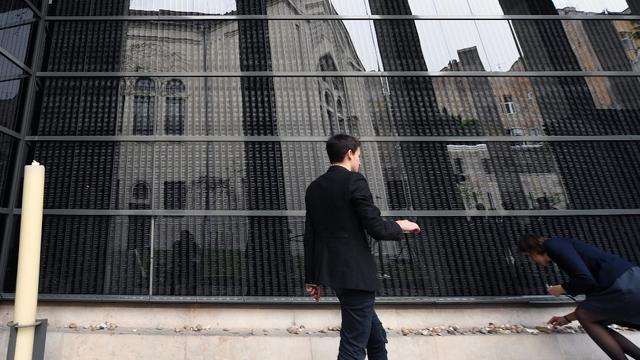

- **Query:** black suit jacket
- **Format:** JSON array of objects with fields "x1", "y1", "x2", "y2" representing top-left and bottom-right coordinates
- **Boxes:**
[{"x1": 304, "y1": 165, "x2": 403, "y2": 291}]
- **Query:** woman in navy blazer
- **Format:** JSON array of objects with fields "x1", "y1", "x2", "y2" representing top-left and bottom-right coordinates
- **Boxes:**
[{"x1": 519, "y1": 234, "x2": 640, "y2": 360}]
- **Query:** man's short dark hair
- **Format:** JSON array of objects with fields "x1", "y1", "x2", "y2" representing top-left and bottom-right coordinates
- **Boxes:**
[
  {"x1": 326, "y1": 134, "x2": 361, "y2": 163},
  {"x1": 518, "y1": 233, "x2": 547, "y2": 254}
]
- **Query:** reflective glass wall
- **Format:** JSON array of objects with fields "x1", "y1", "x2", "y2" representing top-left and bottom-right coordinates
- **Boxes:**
[{"x1": 1, "y1": 0, "x2": 640, "y2": 301}]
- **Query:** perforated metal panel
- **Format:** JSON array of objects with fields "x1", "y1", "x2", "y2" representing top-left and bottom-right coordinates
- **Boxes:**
[{"x1": 1, "y1": 0, "x2": 640, "y2": 302}]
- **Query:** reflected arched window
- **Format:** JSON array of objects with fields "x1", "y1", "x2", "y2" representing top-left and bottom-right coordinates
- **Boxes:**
[
  {"x1": 336, "y1": 98, "x2": 346, "y2": 133},
  {"x1": 319, "y1": 54, "x2": 338, "y2": 71},
  {"x1": 324, "y1": 91, "x2": 335, "y2": 133},
  {"x1": 318, "y1": 54, "x2": 348, "y2": 135},
  {"x1": 133, "y1": 78, "x2": 155, "y2": 135},
  {"x1": 325, "y1": 92, "x2": 334, "y2": 108},
  {"x1": 132, "y1": 181, "x2": 149, "y2": 200},
  {"x1": 165, "y1": 79, "x2": 185, "y2": 135},
  {"x1": 319, "y1": 53, "x2": 338, "y2": 83}
]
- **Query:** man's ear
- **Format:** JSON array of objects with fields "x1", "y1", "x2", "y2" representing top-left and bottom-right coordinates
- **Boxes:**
[{"x1": 345, "y1": 149, "x2": 353, "y2": 160}]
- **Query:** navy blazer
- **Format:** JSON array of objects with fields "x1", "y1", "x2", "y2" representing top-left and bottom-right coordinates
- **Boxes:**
[
  {"x1": 304, "y1": 165, "x2": 403, "y2": 291},
  {"x1": 544, "y1": 237, "x2": 636, "y2": 296}
]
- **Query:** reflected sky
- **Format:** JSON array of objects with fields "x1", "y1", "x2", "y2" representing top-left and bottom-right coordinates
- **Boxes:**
[
  {"x1": 407, "y1": 0, "x2": 631, "y2": 15},
  {"x1": 553, "y1": 0, "x2": 629, "y2": 13},
  {"x1": 407, "y1": 0, "x2": 504, "y2": 15},
  {"x1": 130, "y1": 0, "x2": 374, "y2": 15},
  {"x1": 337, "y1": 21, "x2": 381, "y2": 71},
  {"x1": 129, "y1": 0, "x2": 237, "y2": 14},
  {"x1": 60, "y1": 0, "x2": 632, "y2": 73},
  {"x1": 415, "y1": 20, "x2": 520, "y2": 71},
  {"x1": 126, "y1": 0, "x2": 631, "y2": 15},
  {"x1": 330, "y1": 0, "x2": 370, "y2": 15},
  {"x1": 332, "y1": 0, "x2": 520, "y2": 72},
  {"x1": 331, "y1": 1, "x2": 380, "y2": 71}
]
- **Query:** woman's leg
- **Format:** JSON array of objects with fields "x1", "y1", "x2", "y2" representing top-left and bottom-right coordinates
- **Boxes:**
[
  {"x1": 606, "y1": 328, "x2": 640, "y2": 359},
  {"x1": 575, "y1": 307, "x2": 633, "y2": 360}
]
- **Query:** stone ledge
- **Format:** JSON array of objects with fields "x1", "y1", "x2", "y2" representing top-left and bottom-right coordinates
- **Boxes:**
[
  {"x1": 4, "y1": 322, "x2": 637, "y2": 337},
  {"x1": 2, "y1": 328, "x2": 639, "y2": 360},
  {"x1": 2, "y1": 304, "x2": 639, "y2": 359},
  {"x1": 0, "y1": 303, "x2": 582, "y2": 330}
]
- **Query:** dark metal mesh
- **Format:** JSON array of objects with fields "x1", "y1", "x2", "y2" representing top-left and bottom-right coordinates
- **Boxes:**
[
  {"x1": 2, "y1": 0, "x2": 640, "y2": 301},
  {"x1": 0, "y1": 134, "x2": 17, "y2": 207},
  {"x1": 3, "y1": 215, "x2": 639, "y2": 297}
]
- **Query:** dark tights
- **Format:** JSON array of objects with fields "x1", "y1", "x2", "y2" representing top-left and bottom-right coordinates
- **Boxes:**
[{"x1": 575, "y1": 307, "x2": 640, "y2": 360}]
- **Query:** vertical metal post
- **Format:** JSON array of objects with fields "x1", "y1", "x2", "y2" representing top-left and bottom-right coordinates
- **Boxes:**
[
  {"x1": 6, "y1": 319, "x2": 47, "y2": 360},
  {"x1": 148, "y1": 217, "x2": 155, "y2": 297},
  {"x1": 0, "y1": 0, "x2": 49, "y2": 292}
]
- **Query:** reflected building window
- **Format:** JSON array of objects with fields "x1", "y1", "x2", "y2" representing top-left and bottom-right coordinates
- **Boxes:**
[
  {"x1": 502, "y1": 95, "x2": 516, "y2": 114},
  {"x1": 164, "y1": 181, "x2": 187, "y2": 209},
  {"x1": 318, "y1": 54, "x2": 349, "y2": 135},
  {"x1": 487, "y1": 192, "x2": 496, "y2": 210},
  {"x1": 527, "y1": 92, "x2": 535, "y2": 103},
  {"x1": 454, "y1": 158, "x2": 464, "y2": 174},
  {"x1": 481, "y1": 159, "x2": 492, "y2": 174},
  {"x1": 165, "y1": 79, "x2": 186, "y2": 135},
  {"x1": 132, "y1": 181, "x2": 149, "y2": 200},
  {"x1": 324, "y1": 91, "x2": 336, "y2": 133},
  {"x1": 347, "y1": 115, "x2": 360, "y2": 136},
  {"x1": 129, "y1": 181, "x2": 151, "y2": 210},
  {"x1": 336, "y1": 99, "x2": 345, "y2": 132},
  {"x1": 133, "y1": 78, "x2": 156, "y2": 135}
]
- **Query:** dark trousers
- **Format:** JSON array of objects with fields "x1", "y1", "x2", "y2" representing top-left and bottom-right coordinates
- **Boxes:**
[{"x1": 334, "y1": 288, "x2": 388, "y2": 360}]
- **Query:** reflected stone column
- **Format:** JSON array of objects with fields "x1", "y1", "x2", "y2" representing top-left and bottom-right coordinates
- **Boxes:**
[
  {"x1": 368, "y1": 0, "x2": 463, "y2": 211},
  {"x1": 36, "y1": 0, "x2": 129, "y2": 294},
  {"x1": 237, "y1": 0, "x2": 295, "y2": 296},
  {"x1": 368, "y1": 0, "x2": 464, "y2": 296}
]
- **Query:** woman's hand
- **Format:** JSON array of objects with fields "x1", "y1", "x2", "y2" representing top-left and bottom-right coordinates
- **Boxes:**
[
  {"x1": 547, "y1": 315, "x2": 570, "y2": 327},
  {"x1": 305, "y1": 284, "x2": 321, "y2": 302},
  {"x1": 547, "y1": 284, "x2": 566, "y2": 297}
]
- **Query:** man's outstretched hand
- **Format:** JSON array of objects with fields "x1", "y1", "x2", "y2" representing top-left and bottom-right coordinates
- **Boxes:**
[
  {"x1": 396, "y1": 220, "x2": 421, "y2": 234},
  {"x1": 305, "y1": 284, "x2": 321, "y2": 302}
]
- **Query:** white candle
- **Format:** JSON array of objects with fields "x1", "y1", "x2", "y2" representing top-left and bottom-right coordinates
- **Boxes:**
[{"x1": 13, "y1": 161, "x2": 45, "y2": 360}]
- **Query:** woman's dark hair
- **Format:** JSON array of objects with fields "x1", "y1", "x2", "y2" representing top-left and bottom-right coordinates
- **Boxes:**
[
  {"x1": 326, "y1": 134, "x2": 361, "y2": 163},
  {"x1": 518, "y1": 233, "x2": 547, "y2": 254}
]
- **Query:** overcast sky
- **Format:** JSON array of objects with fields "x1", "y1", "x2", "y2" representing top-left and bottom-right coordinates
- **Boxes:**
[
  {"x1": 128, "y1": 0, "x2": 630, "y2": 15},
  {"x1": 124, "y1": 0, "x2": 632, "y2": 73},
  {"x1": 332, "y1": 0, "x2": 631, "y2": 71},
  {"x1": 2, "y1": 0, "x2": 630, "y2": 99}
]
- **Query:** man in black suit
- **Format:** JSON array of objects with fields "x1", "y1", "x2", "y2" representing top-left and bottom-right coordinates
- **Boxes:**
[{"x1": 304, "y1": 134, "x2": 420, "y2": 360}]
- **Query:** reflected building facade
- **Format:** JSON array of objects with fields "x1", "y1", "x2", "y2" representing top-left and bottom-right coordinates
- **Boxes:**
[
  {"x1": 1, "y1": 0, "x2": 640, "y2": 299},
  {"x1": 434, "y1": 47, "x2": 568, "y2": 212}
]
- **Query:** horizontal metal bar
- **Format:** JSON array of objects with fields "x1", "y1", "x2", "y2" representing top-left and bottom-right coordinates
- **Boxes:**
[
  {"x1": 11, "y1": 209, "x2": 640, "y2": 217},
  {"x1": 24, "y1": 135, "x2": 640, "y2": 142},
  {"x1": 33, "y1": 209, "x2": 307, "y2": 216},
  {"x1": 0, "y1": 74, "x2": 29, "y2": 83},
  {"x1": 0, "y1": 292, "x2": 579, "y2": 305},
  {"x1": 0, "y1": 293, "x2": 151, "y2": 303},
  {"x1": 0, "y1": 208, "x2": 11, "y2": 215},
  {"x1": 0, "y1": 18, "x2": 37, "y2": 31},
  {"x1": 149, "y1": 295, "x2": 580, "y2": 305},
  {"x1": 44, "y1": 14, "x2": 640, "y2": 21},
  {"x1": 0, "y1": 126, "x2": 22, "y2": 140},
  {"x1": 21, "y1": 0, "x2": 42, "y2": 19},
  {"x1": 385, "y1": 209, "x2": 640, "y2": 217},
  {"x1": 376, "y1": 295, "x2": 581, "y2": 306},
  {"x1": 0, "y1": 46, "x2": 31, "y2": 75},
  {"x1": 35, "y1": 71, "x2": 640, "y2": 77}
]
